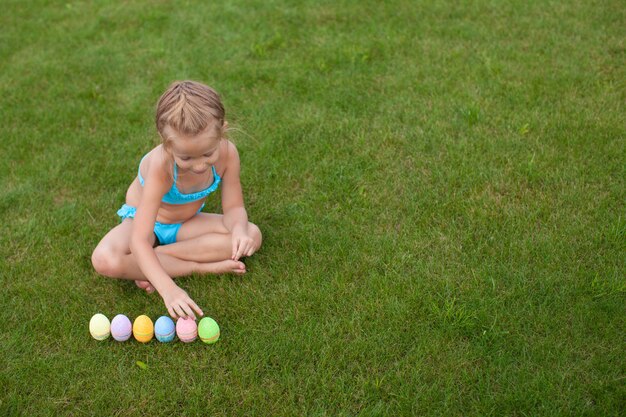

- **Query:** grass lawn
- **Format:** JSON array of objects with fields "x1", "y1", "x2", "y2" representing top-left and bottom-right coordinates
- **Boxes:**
[{"x1": 1, "y1": 0, "x2": 624, "y2": 415}]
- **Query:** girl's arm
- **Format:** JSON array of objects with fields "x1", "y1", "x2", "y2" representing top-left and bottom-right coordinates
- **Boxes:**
[
  {"x1": 129, "y1": 150, "x2": 203, "y2": 319},
  {"x1": 220, "y1": 141, "x2": 253, "y2": 260}
]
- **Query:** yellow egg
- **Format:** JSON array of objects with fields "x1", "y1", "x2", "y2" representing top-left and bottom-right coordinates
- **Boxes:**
[
  {"x1": 133, "y1": 315, "x2": 154, "y2": 343},
  {"x1": 89, "y1": 313, "x2": 110, "y2": 341}
]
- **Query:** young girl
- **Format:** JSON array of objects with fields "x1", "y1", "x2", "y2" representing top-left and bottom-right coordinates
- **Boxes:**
[{"x1": 92, "y1": 80, "x2": 262, "y2": 321}]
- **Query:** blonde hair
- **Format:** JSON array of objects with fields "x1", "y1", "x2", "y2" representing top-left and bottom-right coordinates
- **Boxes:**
[
  {"x1": 156, "y1": 80, "x2": 226, "y2": 147},
  {"x1": 154, "y1": 81, "x2": 229, "y2": 181}
]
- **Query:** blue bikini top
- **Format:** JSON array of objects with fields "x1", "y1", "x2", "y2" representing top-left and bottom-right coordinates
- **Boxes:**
[{"x1": 137, "y1": 154, "x2": 221, "y2": 205}]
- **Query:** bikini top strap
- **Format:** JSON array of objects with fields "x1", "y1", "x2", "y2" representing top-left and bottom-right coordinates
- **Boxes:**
[
  {"x1": 137, "y1": 154, "x2": 149, "y2": 185},
  {"x1": 173, "y1": 161, "x2": 179, "y2": 182}
]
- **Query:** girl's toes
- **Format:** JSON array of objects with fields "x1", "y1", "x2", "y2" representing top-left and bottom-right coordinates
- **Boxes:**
[
  {"x1": 197, "y1": 260, "x2": 246, "y2": 275},
  {"x1": 135, "y1": 280, "x2": 155, "y2": 293},
  {"x1": 224, "y1": 260, "x2": 245, "y2": 274}
]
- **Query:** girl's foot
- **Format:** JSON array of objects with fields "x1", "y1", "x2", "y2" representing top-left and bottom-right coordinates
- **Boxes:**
[
  {"x1": 197, "y1": 259, "x2": 246, "y2": 275},
  {"x1": 135, "y1": 280, "x2": 155, "y2": 294}
]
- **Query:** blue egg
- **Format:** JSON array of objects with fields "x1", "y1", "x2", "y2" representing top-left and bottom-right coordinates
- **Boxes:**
[{"x1": 154, "y1": 316, "x2": 176, "y2": 342}]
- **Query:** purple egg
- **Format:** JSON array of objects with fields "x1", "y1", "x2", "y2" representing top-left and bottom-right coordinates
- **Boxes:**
[{"x1": 110, "y1": 314, "x2": 132, "y2": 342}]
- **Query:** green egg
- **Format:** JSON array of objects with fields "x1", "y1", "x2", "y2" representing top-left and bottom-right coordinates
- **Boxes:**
[{"x1": 198, "y1": 317, "x2": 220, "y2": 344}]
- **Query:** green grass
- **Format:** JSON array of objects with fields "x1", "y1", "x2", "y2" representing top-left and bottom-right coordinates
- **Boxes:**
[{"x1": 1, "y1": 0, "x2": 624, "y2": 415}]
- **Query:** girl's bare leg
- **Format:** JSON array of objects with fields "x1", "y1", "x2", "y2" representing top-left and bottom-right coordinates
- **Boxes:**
[
  {"x1": 112, "y1": 252, "x2": 245, "y2": 280},
  {"x1": 154, "y1": 233, "x2": 232, "y2": 263},
  {"x1": 156, "y1": 212, "x2": 262, "y2": 263},
  {"x1": 92, "y1": 219, "x2": 246, "y2": 294}
]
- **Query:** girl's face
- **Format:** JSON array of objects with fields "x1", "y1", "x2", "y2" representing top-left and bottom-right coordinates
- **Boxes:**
[{"x1": 167, "y1": 126, "x2": 222, "y2": 175}]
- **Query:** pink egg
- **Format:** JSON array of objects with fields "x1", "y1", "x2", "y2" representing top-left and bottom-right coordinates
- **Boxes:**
[
  {"x1": 176, "y1": 317, "x2": 197, "y2": 343},
  {"x1": 110, "y1": 314, "x2": 132, "y2": 342}
]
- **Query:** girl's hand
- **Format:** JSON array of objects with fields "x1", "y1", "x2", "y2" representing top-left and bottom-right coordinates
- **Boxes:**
[
  {"x1": 231, "y1": 226, "x2": 255, "y2": 261},
  {"x1": 162, "y1": 285, "x2": 204, "y2": 320}
]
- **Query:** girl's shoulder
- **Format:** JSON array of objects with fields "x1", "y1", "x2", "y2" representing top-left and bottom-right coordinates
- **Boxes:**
[
  {"x1": 139, "y1": 145, "x2": 172, "y2": 182},
  {"x1": 216, "y1": 140, "x2": 240, "y2": 176}
]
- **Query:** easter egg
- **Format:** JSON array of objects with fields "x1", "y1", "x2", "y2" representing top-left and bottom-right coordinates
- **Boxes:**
[
  {"x1": 154, "y1": 316, "x2": 176, "y2": 343},
  {"x1": 110, "y1": 314, "x2": 132, "y2": 342},
  {"x1": 89, "y1": 313, "x2": 110, "y2": 341},
  {"x1": 198, "y1": 317, "x2": 220, "y2": 344},
  {"x1": 133, "y1": 315, "x2": 154, "y2": 343},
  {"x1": 176, "y1": 317, "x2": 197, "y2": 343}
]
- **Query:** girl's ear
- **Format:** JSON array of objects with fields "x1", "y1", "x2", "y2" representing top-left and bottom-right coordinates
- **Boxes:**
[{"x1": 221, "y1": 120, "x2": 230, "y2": 141}]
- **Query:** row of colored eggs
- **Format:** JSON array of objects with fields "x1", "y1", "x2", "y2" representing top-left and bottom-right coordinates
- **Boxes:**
[{"x1": 89, "y1": 313, "x2": 220, "y2": 344}]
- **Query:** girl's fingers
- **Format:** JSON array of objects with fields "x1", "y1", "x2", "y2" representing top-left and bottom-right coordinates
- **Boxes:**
[
  {"x1": 235, "y1": 240, "x2": 248, "y2": 261},
  {"x1": 232, "y1": 238, "x2": 239, "y2": 260},
  {"x1": 173, "y1": 304, "x2": 186, "y2": 319},
  {"x1": 167, "y1": 298, "x2": 201, "y2": 320},
  {"x1": 232, "y1": 236, "x2": 256, "y2": 260},
  {"x1": 189, "y1": 299, "x2": 204, "y2": 317},
  {"x1": 244, "y1": 241, "x2": 254, "y2": 258},
  {"x1": 246, "y1": 240, "x2": 256, "y2": 256},
  {"x1": 181, "y1": 303, "x2": 196, "y2": 320}
]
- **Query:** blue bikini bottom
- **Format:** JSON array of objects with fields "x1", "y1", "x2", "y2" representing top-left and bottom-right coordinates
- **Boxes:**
[{"x1": 116, "y1": 203, "x2": 203, "y2": 245}]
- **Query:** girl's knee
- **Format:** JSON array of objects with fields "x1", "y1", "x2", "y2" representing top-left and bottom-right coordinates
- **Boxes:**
[{"x1": 91, "y1": 246, "x2": 124, "y2": 278}]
